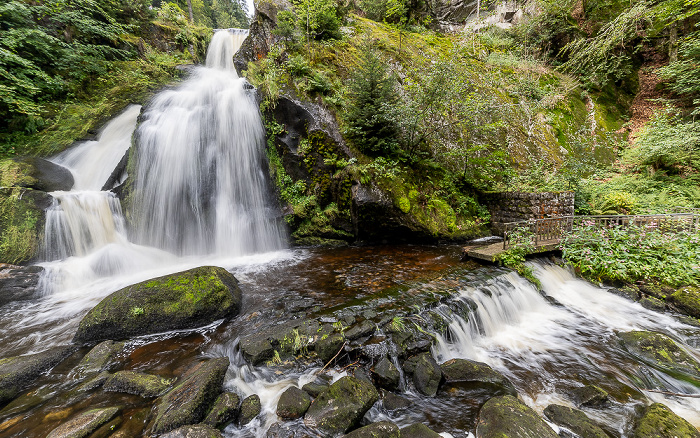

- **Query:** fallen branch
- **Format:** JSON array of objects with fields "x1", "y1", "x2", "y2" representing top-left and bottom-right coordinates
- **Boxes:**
[{"x1": 318, "y1": 341, "x2": 348, "y2": 374}]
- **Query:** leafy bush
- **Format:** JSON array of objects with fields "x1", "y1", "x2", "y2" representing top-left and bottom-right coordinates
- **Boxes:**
[
  {"x1": 629, "y1": 109, "x2": 700, "y2": 172},
  {"x1": 658, "y1": 31, "x2": 700, "y2": 114}
]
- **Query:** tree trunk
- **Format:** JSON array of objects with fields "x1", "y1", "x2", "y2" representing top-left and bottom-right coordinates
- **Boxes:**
[
  {"x1": 669, "y1": 21, "x2": 678, "y2": 63},
  {"x1": 187, "y1": 0, "x2": 194, "y2": 23}
]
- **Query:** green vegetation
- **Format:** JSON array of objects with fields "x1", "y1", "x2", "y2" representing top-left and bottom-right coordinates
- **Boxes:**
[{"x1": 495, "y1": 227, "x2": 540, "y2": 287}]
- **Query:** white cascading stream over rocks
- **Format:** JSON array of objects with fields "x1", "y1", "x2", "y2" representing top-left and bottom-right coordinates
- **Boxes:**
[{"x1": 131, "y1": 29, "x2": 286, "y2": 256}]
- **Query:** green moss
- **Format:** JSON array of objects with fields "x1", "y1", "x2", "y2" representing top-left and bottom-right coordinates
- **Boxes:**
[
  {"x1": 0, "y1": 187, "x2": 43, "y2": 264},
  {"x1": 634, "y1": 403, "x2": 700, "y2": 438},
  {"x1": 671, "y1": 287, "x2": 700, "y2": 319},
  {"x1": 619, "y1": 331, "x2": 700, "y2": 385}
]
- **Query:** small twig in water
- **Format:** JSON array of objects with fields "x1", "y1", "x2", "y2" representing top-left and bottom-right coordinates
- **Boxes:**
[
  {"x1": 318, "y1": 341, "x2": 348, "y2": 374},
  {"x1": 646, "y1": 389, "x2": 700, "y2": 398}
]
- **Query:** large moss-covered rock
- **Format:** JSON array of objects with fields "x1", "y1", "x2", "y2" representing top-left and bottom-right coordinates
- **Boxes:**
[
  {"x1": 440, "y1": 358, "x2": 517, "y2": 397},
  {"x1": 46, "y1": 406, "x2": 120, "y2": 438},
  {"x1": 203, "y1": 392, "x2": 240, "y2": 429},
  {"x1": 239, "y1": 394, "x2": 261, "y2": 425},
  {"x1": 103, "y1": 370, "x2": 172, "y2": 397},
  {"x1": 476, "y1": 395, "x2": 558, "y2": 438},
  {"x1": 569, "y1": 385, "x2": 608, "y2": 408},
  {"x1": 0, "y1": 346, "x2": 75, "y2": 406},
  {"x1": 412, "y1": 353, "x2": 442, "y2": 397},
  {"x1": 277, "y1": 386, "x2": 311, "y2": 420},
  {"x1": 371, "y1": 357, "x2": 400, "y2": 391},
  {"x1": 73, "y1": 340, "x2": 125, "y2": 377},
  {"x1": 543, "y1": 404, "x2": 609, "y2": 438},
  {"x1": 10, "y1": 157, "x2": 74, "y2": 192},
  {"x1": 342, "y1": 421, "x2": 400, "y2": 438},
  {"x1": 633, "y1": 403, "x2": 700, "y2": 438},
  {"x1": 671, "y1": 286, "x2": 700, "y2": 319},
  {"x1": 304, "y1": 376, "x2": 380, "y2": 436},
  {"x1": 73, "y1": 266, "x2": 242, "y2": 344},
  {"x1": 151, "y1": 357, "x2": 230, "y2": 435},
  {"x1": 400, "y1": 423, "x2": 442, "y2": 438},
  {"x1": 619, "y1": 331, "x2": 700, "y2": 384}
]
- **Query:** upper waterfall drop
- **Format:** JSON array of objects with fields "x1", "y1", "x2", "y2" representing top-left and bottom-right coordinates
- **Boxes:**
[
  {"x1": 130, "y1": 29, "x2": 286, "y2": 257},
  {"x1": 206, "y1": 29, "x2": 248, "y2": 71}
]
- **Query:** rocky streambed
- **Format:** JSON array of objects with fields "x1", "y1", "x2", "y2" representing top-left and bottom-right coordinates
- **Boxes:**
[{"x1": 1, "y1": 247, "x2": 700, "y2": 438}]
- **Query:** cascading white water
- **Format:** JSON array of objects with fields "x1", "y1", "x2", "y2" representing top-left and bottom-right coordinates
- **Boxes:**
[{"x1": 131, "y1": 30, "x2": 285, "y2": 256}]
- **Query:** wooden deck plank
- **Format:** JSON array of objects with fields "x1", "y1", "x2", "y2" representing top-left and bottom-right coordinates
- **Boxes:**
[{"x1": 463, "y1": 239, "x2": 561, "y2": 263}]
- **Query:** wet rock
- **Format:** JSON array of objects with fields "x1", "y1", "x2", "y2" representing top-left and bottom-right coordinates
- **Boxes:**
[
  {"x1": 103, "y1": 370, "x2": 172, "y2": 397},
  {"x1": 633, "y1": 403, "x2": 700, "y2": 438},
  {"x1": 0, "y1": 264, "x2": 44, "y2": 307},
  {"x1": 240, "y1": 319, "x2": 331, "y2": 365},
  {"x1": 543, "y1": 404, "x2": 609, "y2": 438},
  {"x1": 304, "y1": 376, "x2": 380, "y2": 436},
  {"x1": 671, "y1": 286, "x2": 700, "y2": 319},
  {"x1": 352, "y1": 367, "x2": 374, "y2": 385},
  {"x1": 46, "y1": 406, "x2": 120, "y2": 438},
  {"x1": 402, "y1": 355, "x2": 420, "y2": 375},
  {"x1": 569, "y1": 385, "x2": 608, "y2": 408},
  {"x1": 73, "y1": 266, "x2": 242, "y2": 344},
  {"x1": 74, "y1": 340, "x2": 125, "y2": 377},
  {"x1": 239, "y1": 394, "x2": 261, "y2": 425},
  {"x1": 277, "y1": 386, "x2": 312, "y2": 420},
  {"x1": 0, "y1": 346, "x2": 75, "y2": 406},
  {"x1": 12, "y1": 157, "x2": 74, "y2": 192},
  {"x1": 267, "y1": 423, "x2": 298, "y2": 438},
  {"x1": 161, "y1": 424, "x2": 224, "y2": 438},
  {"x1": 400, "y1": 423, "x2": 442, "y2": 438},
  {"x1": 75, "y1": 371, "x2": 110, "y2": 393},
  {"x1": 302, "y1": 381, "x2": 328, "y2": 398},
  {"x1": 440, "y1": 358, "x2": 517, "y2": 397},
  {"x1": 0, "y1": 187, "x2": 52, "y2": 265},
  {"x1": 342, "y1": 421, "x2": 400, "y2": 438},
  {"x1": 151, "y1": 357, "x2": 230, "y2": 435},
  {"x1": 475, "y1": 395, "x2": 558, "y2": 438},
  {"x1": 619, "y1": 331, "x2": 700, "y2": 384},
  {"x1": 203, "y1": 392, "x2": 240, "y2": 429},
  {"x1": 239, "y1": 337, "x2": 274, "y2": 365},
  {"x1": 413, "y1": 353, "x2": 442, "y2": 397},
  {"x1": 609, "y1": 285, "x2": 640, "y2": 301},
  {"x1": 381, "y1": 391, "x2": 411, "y2": 411},
  {"x1": 639, "y1": 283, "x2": 674, "y2": 300},
  {"x1": 372, "y1": 357, "x2": 400, "y2": 391},
  {"x1": 640, "y1": 296, "x2": 666, "y2": 312},
  {"x1": 346, "y1": 321, "x2": 376, "y2": 340},
  {"x1": 317, "y1": 333, "x2": 345, "y2": 363},
  {"x1": 0, "y1": 386, "x2": 54, "y2": 420}
]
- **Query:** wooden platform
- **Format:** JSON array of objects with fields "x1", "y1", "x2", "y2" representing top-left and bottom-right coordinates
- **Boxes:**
[{"x1": 462, "y1": 239, "x2": 562, "y2": 263}]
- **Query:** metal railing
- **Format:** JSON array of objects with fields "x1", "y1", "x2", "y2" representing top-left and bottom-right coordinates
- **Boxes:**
[{"x1": 502, "y1": 212, "x2": 700, "y2": 250}]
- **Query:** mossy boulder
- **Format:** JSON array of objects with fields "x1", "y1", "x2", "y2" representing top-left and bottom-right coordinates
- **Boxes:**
[
  {"x1": 440, "y1": 358, "x2": 517, "y2": 397},
  {"x1": 277, "y1": 386, "x2": 312, "y2": 420},
  {"x1": 381, "y1": 391, "x2": 411, "y2": 411},
  {"x1": 46, "y1": 406, "x2": 120, "y2": 438},
  {"x1": 640, "y1": 296, "x2": 666, "y2": 312},
  {"x1": 203, "y1": 392, "x2": 240, "y2": 429},
  {"x1": 619, "y1": 331, "x2": 700, "y2": 385},
  {"x1": 569, "y1": 385, "x2": 608, "y2": 408},
  {"x1": 633, "y1": 403, "x2": 700, "y2": 438},
  {"x1": 302, "y1": 381, "x2": 329, "y2": 398},
  {"x1": 161, "y1": 424, "x2": 225, "y2": 438},
  {"x1": 0, "y1": 346, "x2": 75, "y2": 406},
  {"x1": 476, "y1": 395, "x2": 558, "y2": 438},
  {"x1": 412, "y1": 353, "x2": 442, "y2": 397},
  {"x1": 73, "y1": 266, "x2": 242, "y2": 344},
  {"x1": 671, "y1": 286, "x2": 700, "y2": 319},
  {"x1": 73, "y1": 340, "x2": 125, "y2": 378},
  {"x1": 400, "y1": 423, "x2": 442, "y2": 438},
  {"x1": 304, "y1": 376, "x2": 380, "y2": 436},
  {"x1": 316, "y1": 332, "x2": 346, "y2": 363},
  {"x1": 9, "y1": 157, "x2": 74, "y2": 192},
  {"x1": 239, "y1": 394, "x2": 261, "y2": 425},
  {"x1": 0, "y1": 187, "x2": 51, "y2": 265},
  {"x1": 342, "y1": 421, "x2": 400, "y2": 438},
  {"x1": 103, "y1": 370, "x2": 172, "y2": 397},
  {"x1": 543, "y1": 404, "x2": 609, "y2": 438},
  {"x1": 151, "y1": 357, "x2": 230, "y2": 435},
  {"x1": 371, "y1": 357, "x2": 400, "y2": 391}
]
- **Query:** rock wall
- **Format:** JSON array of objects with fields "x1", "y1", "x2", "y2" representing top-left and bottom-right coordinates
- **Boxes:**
[{"x1": 483, "y1": 191, "x2": 574, "y2": 235}]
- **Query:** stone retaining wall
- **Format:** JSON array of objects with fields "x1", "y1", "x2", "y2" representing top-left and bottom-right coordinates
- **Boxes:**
[{"x1": 483, "y1": 191, "x2": 574, "y2": 235}]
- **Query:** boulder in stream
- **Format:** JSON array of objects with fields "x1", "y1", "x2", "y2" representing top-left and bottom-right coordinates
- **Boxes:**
[
  {"x1": 619, "y1": 331, "x2": 700, "y2": 385},
  {"x1": 151, "y1": 357, "x2": 229, "y2": 435},
  {"x1": 0, "y1": 264, "x2": 44, "y2": 307},
  {"x1": 203, "y1": 392, "x2": 240, "y2": 429},
  {"x1": 543, "y1": 404, "x2": 609, "y2": 438},
  {"x1": 103, "y1": 370, "x2": 172, "y2": 397},
  {"x1": 569, "y1": 385, "x2": 609, "y2": 408},
  {"x1": 475, "y1": 395, "x2": 558, "y2": 438},
  {"x1": 0, "y1": 346, "x2": 75, "y2": 406},
  {"x1": 46, "y1": 406, "x2": 121, "y2": 438},
  {"x1": 671, "y1": 286, "x2": 700, "y2": 319},
  {"x1": 73, "y1": 266, "x2": 242, "y2": 344},
  {"x1": 304, "y1": 376, "x2": 379, "y2": 436},
  {"x1": 277, "y1": 386, "x2": 311, "y2": 420},
  {"x1": 633, "y1": 403, "x2": 700, "y2": 438},
  {"x1": 440, "y1": 358, "x2": 517, "y2": 397},
  {"x1": 161, "y1": 424, "x2": 224, "y2": 438},
  {"x1": 342, "y1": 421, "x2": 400, "y2": 438},
  {"x1": 412, "y1": 353, "x2": 442, "y2": 397},
  {"x1": 73, "y1": 340, "x2": 125, "y2": 377},
  {"x1": 400, "y1": 423, "x2": 442, "y2": 438},
  {"x1": 10, "y1": 157, "x2": 74, "y2": 192},
  {"x1": 239, "y1": 394, "x2": 261, "y2": 425},
  {"x1": 371, "y1": 357, "x2": 400, "y2": 391}
]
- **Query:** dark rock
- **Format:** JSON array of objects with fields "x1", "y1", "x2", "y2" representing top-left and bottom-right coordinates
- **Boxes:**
[
  {"x1": 0, "y1": 346, "x2": 75, "y2": 406},
  {"x1": 413, "y1": 353, "x2": 442, "y2": 397},
  {"x1": 151, "y1": 357, "x2": 230, "y2": 434},
  {"x1": 671, "y1": 286, "x2": 700, "y2": 319},
  {"x1": 345, "y1": 321, "x2": 376, "y2": 340},
  {"x1": 619, "y1": 331, "x2": 700, "y2": 385},
  {"x1": 352, "y1": 367, "x2": 374, "y2": 385},
  {"x1": 372, "y1": 357, "x2": 400, "y2": 391},
  {"x1": 317, "y1": 333, "x2": 345, "y2": 364},
  {"x1": 203, "y1": 392, "x2": 240, "y2": 429},
  {"x1": 267, "y1": 423, "x2": 298, "y2": 438},
  {"x1": 102, "y1": 149, "x2": 130, "y2": 191},
  {"x1": 74, "y1": 340, "x2": 125, "y2": 377},
  {"x1": 633, "y1": 403, "x2": 700, "y2": 438},
  {"x1": 85, "y1": 415, "x2": 121, "y2": 438},
  {"x1": 12, "y1": 157, "x2": 74, "y2": 192},
  {"x1": 46, "y1": 406, "x2": 120, "y2": 438},
  {"x1": 639, "y1": 283, "x2": 675, "y2": 300},
  {"x1": 302, "y1": 382, "x2": 328, "y2": 398},
  {"x1": 342, "y1": 421, "x2": 400, "y2": 438},
  {"x1": 381, "y1": 391, "x2": 411, "y2": 411},
  {"x1": 75, "y1": 371, "x2": 110, "y2": 393},
  {"x1": 400, "y1": 423, "x2": 442, "y2": 438},
  {"x1": 475, "y1": 395, "x2": 558, "y2": 438},
  {"x1": 543, "y1": 404, "x2": 609, "y2": 438},
  {"x1": 640, "y1": 296, "x2": 666, "y2": 312},
  {"x1": 161, "y1": 424, "x2": 225, "y2": 438},
  {"x1": 609, "y1": 285, "x2": 640, "y2": 301},
  {"x1": 277, "y1": 386, "x2": 312, "y2": 420},
  {"x1": 240, "y1": 337, "x2": 274, "y2": 365},
  {"x1": 240, "y1": 319, "x2": 330, "y2": 365},
  {"x1": 569, "y1": 385, "x2": 609, "y2": 408},
  {"x1": 304, "y1": 376, "x2": 380, "y2": 436},
  {"x1": 103, "y1": 370, "x2": 172, "y2": 397},
  {"x1": 402, "y1": 355, "x2": 420, "y2": 375},
  {"x1": 239, "y1": 394, "x2": 261, "y2": 425},
  {"x1": 440, "y1": 358, "x2": 517, "y2": 397},
  {"x1": 233, "y1": 0, "x2": 292, "y2": 74},
  {"x1": 0, "y1": 264, "x2": 43, "y2": 307},
  {"x1": 73, "y1": 266, "x2": 242, "y2": 344},
  {"x1": 0, "y1": 386, "x2": 54, "y2": 420}
]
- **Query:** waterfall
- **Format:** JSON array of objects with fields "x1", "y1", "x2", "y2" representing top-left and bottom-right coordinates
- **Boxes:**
[{"x1": 130, "y1": 30, "x2": 286, "y2": 256}]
